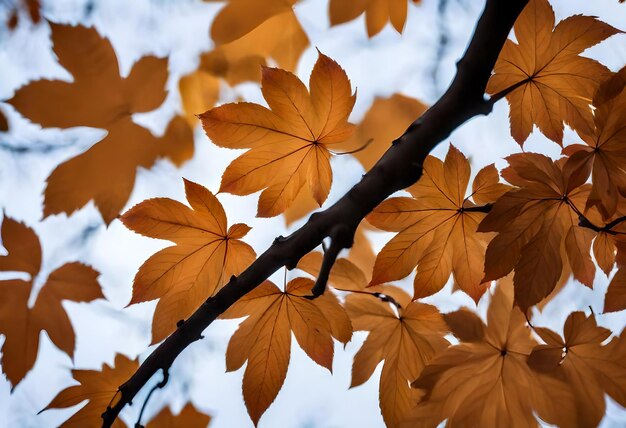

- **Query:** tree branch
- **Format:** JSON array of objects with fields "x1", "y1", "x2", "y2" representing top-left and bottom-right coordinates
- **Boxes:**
[{"x1": 101, "y1": 0, "x2": 529, "y2": 425}]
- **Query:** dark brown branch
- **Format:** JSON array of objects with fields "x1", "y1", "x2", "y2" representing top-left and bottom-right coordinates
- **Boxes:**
[{"x1": 101, "y1": 1, "x2": 529, "y2": 425}]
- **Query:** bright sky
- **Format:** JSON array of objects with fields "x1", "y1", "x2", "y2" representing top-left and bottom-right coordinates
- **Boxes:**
[{"x1": 0, "y1": 0, "x2": 625, "y2": 427}]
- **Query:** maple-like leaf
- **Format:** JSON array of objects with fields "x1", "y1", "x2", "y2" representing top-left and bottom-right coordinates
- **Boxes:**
[
  {"x1": 0, "y1": 216, "x2": 104, "y2": 387},
  {"x1": 479, "y1": 153, "x2": 591, "y2": 311},
  {"x1": 487, "y1": 0, "x2": 621, "y2": 145},
  {"x1": 208, "y1": 0, "x2": 298, "y2": 45},
  {"x1": 368, "y1": 144, "x2": 509, "y2": 302},
  {"x1": 179, "y1": 70, "x2": 221, "y2": 126},
  {"x1": 121, "y1": 179, "x2": 256, "y2": 343},
  {"x1": 405, "y1": 281, "x2": 575, "y2": 428},
  {"x1": 346, "y1": 287, "x2": 449, "y2": 427},
  {"x1": 563, "y1": 67, "x2": 626, "y2": 219},
  {"x1": 8, "y1": 24, "x2": 194, "y2": 224},
  {"x1": 329, "y1": 0, "x2": 421, "y2": 38},
  {"x1": 201, "y1": 7, "x2": 308, "y2": 85},
  {"x1": 221, "y1": 277, "x2": 351, "y2": 425},
  {"x1": 146, "y1": 403, "x2": 211, "y2": 427},
  {"x1": 44, "y1": 354, "x2": 137, "y2": 428},
  {"x1": 528, "y1": 312, "x2": 626, "y2": 427},
  {"x1": 200, "y1": 52, "x2": 355, "y2": 217}
]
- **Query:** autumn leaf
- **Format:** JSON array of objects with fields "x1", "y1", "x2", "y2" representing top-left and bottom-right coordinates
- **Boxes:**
[
  {"x1": 528, "y1": 312, "x2": 626, "y2": 427},
  {"x1": 479, "y1": 153, "x2": 591, "y2": 311},
  {"x1": 282, "y1": 91, "x2": 410, "y2": 222},
  {"x1": 297, "y1": 251, "x2": 368, "y2": 293},
  {"x1": 368, "y1": 144, "x2": 509, "y2": 302},
  {"x1": 221, "y1": 277, "x2": 351, "y2": 425},
  {"x1": 605, "y1": 240, "x2": 626, "y2": 313},
  {"x1": 487, "y1": 0, "x2": 621, "y2": 145},
  {"x1": 179, "y1": 70, "x2": 221, "y2": 126},
  {"x1": 405, "y1": 281, "x2": 575, "y2": 428},
  {"x1": 43, "y1": 354, "x2": 137, "y2": 428},
  {"x1": 121, "y1": 179, "x2": 256, "y2": 344},
  {"x1": 345, "y1": 286, "x2": 448, "y2": 427},
  {"x1": 563, "y1": 67, "x2": 626, "y2": 219},
  {"x1": 200, "y1": 52, "x2": 355, "y2": 217},
  {"x1": 334, "y1": 93, "x2": 426, "y2": 172},
  {"x1": 209, "y1": 0, "x2": 298, "y2": 45},
  {"x1": 146, "y1": 403, "x2": 211, "y2": 427},
  {"x1": 8, "y1": 24, "x2": 194, "y2": 224},
  {"x1": 329, "y1": 0, "x2": 422, "y2": 38},
  {"x1": 0, "y1": 216, "x2": 104, "y2": 387},
  {"x1": 201, "y1": 8, "x2": 308, "y2": 85}
]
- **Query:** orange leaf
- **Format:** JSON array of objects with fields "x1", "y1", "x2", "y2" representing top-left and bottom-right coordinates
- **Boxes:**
[
  {"x1": 120, "y1": 179, "x2": 255, "y2": 343},
  {"x1": 44, "y1": 354, "x2": 137, "y2": 428},
  {"x1": 221, "y1": 278, "x2": 350, "y2": 425},
  {"x1": 528, "y1": 312, "x2": 626, "y2": 427},
  {"x1": 145, "y1": 403, "x2": 211, "y2": 427},
  {"x1": 0, "y1": 216, "x2": 104, "y2": 387},
  {"x1": 209, "y1": 0, "x2": 297, "y2": 45},
  {"x1": 406, "y1": 281, "x2": 575, "y2": 428},
  {"x1": 200, "y1": 52, "x2": 355, "y2": 217},
  {"x1": 564, "y1": 226, "x2": 596, "y2": 288},
  {"x1": 605, "y1": 268, "x2": 626, "y2": 313},
  {"x1": 334, "y1": 93, "x2": 427, "y2": 172},
  {"x1": 368, "y1": 144, "x2": 509, "y2": 302},
  {"x1": 201, "y1": 8, "x2": 308, "y2": 85},
  {"x1": 479, "y1": 152, "x2": 591, "y2": 311},
  {"x1": 346, "y1": 287, "x2": 448, "y2": 427},
  {"x1": 563, "y1": 67, "x2": 626, "y2": 219},
  {"x1": 329, "y1": 0, "x2": 422, "y2": 37},
  {"x1": 179, "y1": 70, "x2": 221, "y2": 126},
  {"x1": 8, "y1": 24, "x2": 193, "y2": 224},
  {"x1": 487, "y1": 0, "x2": 621, "y2": 145}
]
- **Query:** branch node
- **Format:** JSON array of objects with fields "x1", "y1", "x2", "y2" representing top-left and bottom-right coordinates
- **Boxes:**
[
  {"x1": 273, "y1": 235, "x2": 286, "y2": 245},
  {"x1": 306, "y1": 224, "x2": 355, "y2": 299}
]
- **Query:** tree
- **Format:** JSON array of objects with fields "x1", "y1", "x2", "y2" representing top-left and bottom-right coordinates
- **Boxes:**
[{"x1": 0, "y1": 0, "x2": 625, "y2": 427}]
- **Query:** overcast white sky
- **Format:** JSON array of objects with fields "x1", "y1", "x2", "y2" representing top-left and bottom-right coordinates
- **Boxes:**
[{"x1": 0, "y1": 0, "x2": 625, "y2": 427}]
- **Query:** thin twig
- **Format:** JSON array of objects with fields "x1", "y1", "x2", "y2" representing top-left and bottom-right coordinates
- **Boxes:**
[{"x1": 134, "y1": 369, "x2": 169, "y2": 428}]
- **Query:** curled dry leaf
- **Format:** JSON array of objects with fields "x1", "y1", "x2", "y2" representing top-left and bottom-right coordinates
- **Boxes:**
[
  {"x1": 221, "y1": 278, "x2": 351, "y2": 425},
  {"x1": 479, "y1": 153, "x2": 592, "y2": 311},
  {"x1": 487, "y1": 0, "x2": 621, "y2": 145},
  {"x1": 145, "y1": 403, "x2": 212, "y2": 427},
  {"x1": 200, "y1": 52, "x2": 355, "y2": 217},
  {"x1": 8, "y1": 24, "x2": 193, "y2": 224},
  {"x1": 346, "y1": 286, "x2": 449, "y2": 427},
  {"x1": 121, "y1": 179, "x2": 256, "y2": 343},
  {"x1": 405, "y1": 281, "x2": 575, "y2": 428},
  {"x1": 368, "y1": 144, "x2": 509, "y2": 302},
  {"x1": 44, "y1": 354, "x2": 137, "y2": 428},
  {"x1": 329, "y1": 0, "x2": 422, "y2": 38},
  {"x1": 0, "y1": 216, "x2": 104, "y2": 387},
  {"x1": 528, "y1": 312, "x2": 626, "y2": 427}
]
